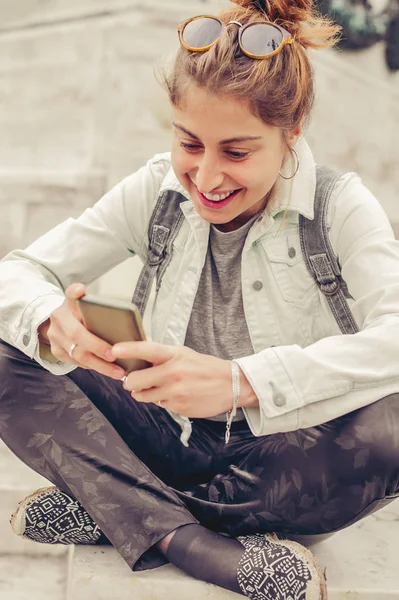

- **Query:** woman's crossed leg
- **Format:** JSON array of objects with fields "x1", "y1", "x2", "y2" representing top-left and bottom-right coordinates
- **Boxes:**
[{"x1": 1, "y1": 341, "x2": 398, "y2": 598}]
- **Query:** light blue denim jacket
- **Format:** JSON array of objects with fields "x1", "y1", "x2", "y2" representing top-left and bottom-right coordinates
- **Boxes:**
[{"x1": 1, "y1": 138, "x2": 399, "y2": 439}]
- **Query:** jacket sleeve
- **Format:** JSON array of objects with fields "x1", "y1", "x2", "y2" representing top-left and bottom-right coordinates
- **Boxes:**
[
  {"x1": 239, "y1": 174, "x2": 399, "y2": 436},
  {"x1": 0, "y1": 155, "x2": 170, "y2": 373}
]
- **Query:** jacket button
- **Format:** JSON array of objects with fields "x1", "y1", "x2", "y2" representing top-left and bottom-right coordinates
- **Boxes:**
[
  {"x1": 252, "y1": 280, "x2": 263, "y2": 291},
  {"x1": 273, "y1": 394, "x2": 286, "y2": 407},
  {"x1": 288, "y1": 247, "x2": 296, "y2": 258},
  {"x1": 22, "y1": 334, "x2": 30, "y2": 346}
]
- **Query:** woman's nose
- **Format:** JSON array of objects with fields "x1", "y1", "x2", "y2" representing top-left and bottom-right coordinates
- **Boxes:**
[{"x1": 194, "y1": 154, "x2": 224, "y2": 193}]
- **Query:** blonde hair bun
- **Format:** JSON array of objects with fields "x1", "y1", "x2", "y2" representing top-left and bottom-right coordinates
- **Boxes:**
[{"x1": 230, "y1": 0, "x2": 269, "y2": 12}]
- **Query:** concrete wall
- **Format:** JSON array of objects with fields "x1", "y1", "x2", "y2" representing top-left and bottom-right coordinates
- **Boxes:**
[{"x1": 1, "y1": 0, "x2": 398, "y2": 298}]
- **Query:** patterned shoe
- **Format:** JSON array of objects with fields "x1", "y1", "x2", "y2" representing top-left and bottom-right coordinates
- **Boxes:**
[
  {"x1": 10, "y1": 486, "x2": 102, "y2": 545},
  {"x1": 237, "y1": 533, "x2": 327, "y2": 600}
]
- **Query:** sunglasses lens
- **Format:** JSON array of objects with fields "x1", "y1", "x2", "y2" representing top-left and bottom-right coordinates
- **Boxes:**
[
  {"x1": 241, "y1": 23, "x2": 283, "y2": 56},
  {"x1": 182, "y1": 17, "x2": 222, "y2": 49}
]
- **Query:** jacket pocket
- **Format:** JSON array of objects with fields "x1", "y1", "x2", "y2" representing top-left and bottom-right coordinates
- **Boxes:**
[{"x1": 260, "y1": 229, "x2": 317, "y2": 304}]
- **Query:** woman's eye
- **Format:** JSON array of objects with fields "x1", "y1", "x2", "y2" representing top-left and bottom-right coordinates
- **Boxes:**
[
  {"x1": 226, "y1": 151, "x2": 249, "y2": 160},
  {"x1": 180, "y1": 142, "x2": 201, "y2": 152},
  {"x1": 179, "y1": 141, "x2": 249, "y2": 160}
]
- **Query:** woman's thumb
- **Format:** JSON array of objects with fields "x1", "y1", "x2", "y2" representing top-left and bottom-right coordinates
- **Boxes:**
[{"x1": 65, "y1": 283, "x2": 87, "y2": 302}]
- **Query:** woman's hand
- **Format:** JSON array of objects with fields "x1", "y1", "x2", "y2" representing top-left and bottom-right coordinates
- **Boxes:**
[
  {"x1": 111, "y1": 341, "x2": 258, "y2": 418},
  {"x1": 40, "y1": 283, "x2": 126, "y2": 380}
]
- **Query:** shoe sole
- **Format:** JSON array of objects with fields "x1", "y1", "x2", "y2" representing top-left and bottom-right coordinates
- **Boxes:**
[
  {"x1": 271, "y1": 534, "x2": 327, "y2": 600},
  {"x1": 10, "y1": 485, "x2": 59, "y2": 536}
]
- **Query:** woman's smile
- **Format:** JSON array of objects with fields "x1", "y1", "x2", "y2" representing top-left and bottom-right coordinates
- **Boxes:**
[{"x1": 195, "y1": 186, "x2": 242, "y2": 210}]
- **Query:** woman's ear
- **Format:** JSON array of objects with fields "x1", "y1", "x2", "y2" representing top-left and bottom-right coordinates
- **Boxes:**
[{"x1": 287, "y1": 122, "x2": 303, "y2": 147}]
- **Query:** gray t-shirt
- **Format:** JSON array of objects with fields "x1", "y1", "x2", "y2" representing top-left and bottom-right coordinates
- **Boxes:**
[{"x1": 184, "y1": 214, "x2": 258, "y2": 421}]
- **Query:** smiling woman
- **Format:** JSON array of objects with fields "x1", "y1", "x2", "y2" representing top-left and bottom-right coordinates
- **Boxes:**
[{"x1": 0, "y1": 0, "x2": 399, "y2": 599}]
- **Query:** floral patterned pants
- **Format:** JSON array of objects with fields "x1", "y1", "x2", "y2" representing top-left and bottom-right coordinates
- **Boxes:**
[{"x1": 0, "y1": 340, "x2": 398, "y2": 571}]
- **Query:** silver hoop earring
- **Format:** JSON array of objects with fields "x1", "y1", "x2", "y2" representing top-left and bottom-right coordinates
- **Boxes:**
[{"x1": 279, "y1": 148, "x2": 300, "y2": 180}]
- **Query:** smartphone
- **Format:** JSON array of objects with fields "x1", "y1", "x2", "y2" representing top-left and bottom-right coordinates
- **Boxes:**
[{"x1": 78, "y1": 294, "x2": 151, "y2": 373}]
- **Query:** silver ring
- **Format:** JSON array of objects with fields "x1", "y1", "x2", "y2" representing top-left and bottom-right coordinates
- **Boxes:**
[
  {"x1": 157, "y1": 400, "x2": 165, "y2": 409},
  {"x1": 68, "y1": 343, "x2": 78, "y2": 359}
]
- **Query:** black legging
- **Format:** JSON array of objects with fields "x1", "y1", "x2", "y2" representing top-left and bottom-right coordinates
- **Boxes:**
[{"x1": 0, "y1": 340, "x2": 398, "y2": 571}]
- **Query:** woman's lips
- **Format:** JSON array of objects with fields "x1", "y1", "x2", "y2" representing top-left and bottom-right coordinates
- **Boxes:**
[{"x1": 196, "y1": 187, "x2": 241, "y2": 209}]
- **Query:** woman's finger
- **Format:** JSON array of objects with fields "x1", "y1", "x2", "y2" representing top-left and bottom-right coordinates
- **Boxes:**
[
  {"x1": 50, "y1": 316, "x2": 126, "y2": 379},
  {"x1": 132, "y1": 386, "x2": 171, "y2": 405},
  {"x1": 112, "y1": 341, "x2": 178, "y2": 366},
  {"x1": 64, "y1": 282, "x2": 86, "y2": 302},
  {"x1": 123, "y1": 361, "x2": 172, "y2": 392},
  {"x1": 60, "y1": 344, "x2": 126, "y2": 379},
  {"x1": 64, "y1": 283, "x2": 87, "y2": 320},
  {"x1": 53, "y1": 304, "x2": 125, "y2": 366}
]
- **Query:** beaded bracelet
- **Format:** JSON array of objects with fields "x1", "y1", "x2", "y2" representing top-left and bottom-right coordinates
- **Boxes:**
[{"x1": 225, "y1": 360, "x2": 240, "y2": 444}]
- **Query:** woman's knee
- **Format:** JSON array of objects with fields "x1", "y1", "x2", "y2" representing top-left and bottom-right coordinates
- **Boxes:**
[
  {"x1": 342, "y1": 394, "x2": 399, "y2": 468},
  {"x1": 0, "y1": 340, "x2": 67, "y2": 435},
  {"x1": 328, "y1": 394, "x2": 399, "y2": 498}
]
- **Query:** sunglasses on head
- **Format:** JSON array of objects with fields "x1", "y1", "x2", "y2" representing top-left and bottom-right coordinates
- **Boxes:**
[{"x1": 178, "y1": 15, "x2": 293, "y2": 60}]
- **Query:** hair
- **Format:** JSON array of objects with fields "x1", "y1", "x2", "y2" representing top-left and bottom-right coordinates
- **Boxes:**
[{"x1": 161, "y1": 0, "x2": 341, "y2": 146}]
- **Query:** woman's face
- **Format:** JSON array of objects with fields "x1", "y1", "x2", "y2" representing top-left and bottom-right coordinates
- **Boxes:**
[{"x1": 171, "y1": 83, "x2": 301, "y2": 231}]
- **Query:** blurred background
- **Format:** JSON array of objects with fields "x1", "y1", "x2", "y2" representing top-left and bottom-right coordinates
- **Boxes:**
[{"x1": 0, "y1": 0, "x2": 398, "y2": 598}]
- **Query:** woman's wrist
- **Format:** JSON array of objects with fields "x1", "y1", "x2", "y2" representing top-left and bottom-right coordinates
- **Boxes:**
[
  {"x1": 237, "y1": 366, "x2": 259, "y2": 408},
  {"x1": 225, "y1": 361, "x2": 240, "y2": 444},
  {"x1": 38, "y1": 319, "x2": 51, "y2": 345}
]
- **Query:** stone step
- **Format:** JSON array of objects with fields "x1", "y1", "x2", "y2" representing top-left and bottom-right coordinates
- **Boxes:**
[
  {"x1": 68, "y1": 547, "x2": 241, "y2": 600},
  {"x1": 68, "y1": 501, "x2": 399, "y2": 600},
  {"x1": 0, "y1": 553, "x2": 70, "y2": 600},
  {"x1": 0, "y1": 439, "x2": 67, "y2": 556}
]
